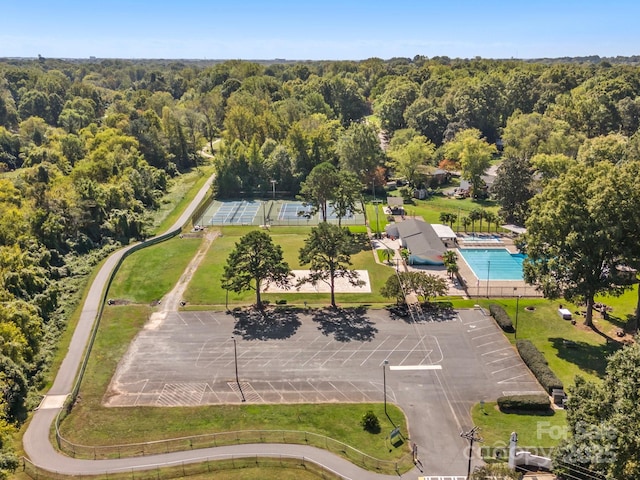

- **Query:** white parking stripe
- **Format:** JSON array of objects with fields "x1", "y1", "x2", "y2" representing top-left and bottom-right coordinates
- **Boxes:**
[{"x1": 390, "y1": 365, "x2": 442, "y2": 371}]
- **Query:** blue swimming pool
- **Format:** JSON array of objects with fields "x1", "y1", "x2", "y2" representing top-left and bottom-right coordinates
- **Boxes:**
[{"x1": 458, "y1": 248, "x2": 525, "y2": 281}]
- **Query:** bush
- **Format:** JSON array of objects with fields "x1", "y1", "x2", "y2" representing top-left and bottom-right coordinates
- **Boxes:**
[
  {"x1": 489, "y1": 304, "x2": 514, "y2": 332},
  {"x1": 497, "y1": 394, "x2": 551, "y2": 412},
  {"x1": 361, "y1": 410, "x2": 381, "y2": 433},
  {"x1": 275, "y1": 299, "x2": 287, "y2": 305},
  {"x1": 516, "y1": 340, "x2": 564, "y2": 394}
]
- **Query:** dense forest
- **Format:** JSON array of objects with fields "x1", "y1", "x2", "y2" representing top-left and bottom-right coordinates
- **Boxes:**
[{"x1": 2, "y1": 54, "x2": 640, "y2": 475}]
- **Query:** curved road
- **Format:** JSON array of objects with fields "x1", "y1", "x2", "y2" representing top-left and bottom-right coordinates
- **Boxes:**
[{"x1": 22, "y1": 173, "x2": 420, "y2": 479}]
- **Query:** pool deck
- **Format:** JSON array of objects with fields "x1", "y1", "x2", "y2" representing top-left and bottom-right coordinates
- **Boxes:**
[{"x1": 455, "y1": 235, "x2": 542, "y2": 298}]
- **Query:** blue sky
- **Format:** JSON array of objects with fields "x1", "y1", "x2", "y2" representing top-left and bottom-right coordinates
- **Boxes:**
[{"x1": 2, "y1": 0, "x2": 639, "y2": 60}]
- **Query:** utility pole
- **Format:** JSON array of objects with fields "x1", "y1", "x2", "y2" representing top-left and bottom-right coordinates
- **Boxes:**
[{"x1": 460, "y1": 426, "x2": 482, "y2": 479}]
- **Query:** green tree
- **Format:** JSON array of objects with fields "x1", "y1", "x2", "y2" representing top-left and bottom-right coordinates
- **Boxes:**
[
  {"x1": 330, "y1": 170, "x2": 363, "y2": 227},
  {"x1": 222, "y1": 231, "x2": 292, "y2": 310},
  {"x1": 297, "y1": 162, "x2": 340, "y2": 222},
  {"x1": 298, "y1": 223, "x2": 363, "y2": 308},
  {"x1": 439, "y1": 212, "x2": 456, "y2": 229},
  {"x1": 375, "y1": 77, "x2": 419, "y2": 132},
  {"x1": 387, "y1": 134, "x2": 435, "y2": 187},
  {"x1": 443, "y1": 250, "x2": 458, "y2": 279},
  {"x1": 411, "y1": 272, "x2": 448, "y2": 303},
  {"x1": 523, "y1": 162, "x2": 625, "y2": 327},
  {"x1": 336, "y1": 122, "x2": 384, "y2": 184},
  {"x1": 468, "y1": 209, "x2": 483, "y2": 234},
  {"x1": 553, "y1": 343, "x2": 640, "y2": 480},
  {"x1": 380, "y1": 273, "x2": 406, "y2": 305},
  {"x1": 443, "y1": 129, "x2": 495, "y2": 198},
  {"x1": 491, "y1": 156, "x2": 534, "y2": 225}
]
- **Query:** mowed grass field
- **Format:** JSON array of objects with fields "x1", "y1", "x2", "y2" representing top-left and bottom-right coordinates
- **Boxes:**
[{"x1": 184, "y1": 225, "x2": 395, "y2": 308}]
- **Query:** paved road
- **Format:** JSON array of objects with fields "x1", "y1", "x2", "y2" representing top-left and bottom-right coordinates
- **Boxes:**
[{"x1": 21, "y1": 171, "x2": 541, "y2": 479}]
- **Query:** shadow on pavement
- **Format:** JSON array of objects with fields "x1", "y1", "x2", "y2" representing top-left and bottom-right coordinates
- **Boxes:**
[
  {"x1": 311, "y1": 306, "x2": 378, "y2": 342},
  {"x1": 232, "y1": 308, "x2": 301, "y2": 340}
]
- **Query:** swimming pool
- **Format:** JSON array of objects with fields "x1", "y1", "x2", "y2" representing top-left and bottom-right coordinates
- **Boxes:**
[{"x1": 458, "y1": 248, "x2": 525, "y2": 281}]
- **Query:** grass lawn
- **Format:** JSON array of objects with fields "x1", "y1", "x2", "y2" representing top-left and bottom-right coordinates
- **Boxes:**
[
  {"x1": 108, "y1": 236, "x2": 203, "y2": 304},
  {"x1": 59, "y1": 305, "x2": 411, "y2": 469},
  {"x1": 472, "y1": 402, "x2": 567, "y2": 449},
  {"x1": 148, "y1": 164, "x2": 215, "y2": 236},
  {"x1": 184, "y1": 226, "x2": 395, "y2": 308}
]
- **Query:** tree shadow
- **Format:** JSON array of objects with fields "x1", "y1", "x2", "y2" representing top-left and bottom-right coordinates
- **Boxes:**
[
  {"x1": 549, "y1": 337, "x2": 621, "y2": 378},
  {"x1": 342, "y1": 231, "x2": 370, "y2": 254},
  {"x1": 603, "y1": 312, "x2": 635, "y2": 331},
  {"x1": 311, "y1": 306, "x2": 378, "y2": 342},
  {"x1": 233, "y1": 307, "x2": 301, "y2": 340}
]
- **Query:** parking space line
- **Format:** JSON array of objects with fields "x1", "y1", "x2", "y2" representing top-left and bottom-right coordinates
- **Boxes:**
[
  {"x1": 498, "y1": 373, "x2": 532, "y2": 384},
  {"x1": 328, "y1": 382, "x2": 351, "y2": 401},
  {"x1": 307, "y1": 381, "x2": 330, "y2": 401},
  {"x1": 476, "y1": 340, "x2": 502, "y2": 348},
  {"x1": 398, "y1": 334, "x2": 428, "y2": 364},
  {"x1": 359, "y1": 336, "x2": 391, "y2": 366},
  {"x1": 486, "y1": 356, "x2": 512, "y2": 365},
  {"x1": 481, "y1": 347, "x2": 512, "y2": 356},
  {"x1": 347, "y1": 381, "x2": 370, "y2": 401},
  {"x1": 386, "y1": 335, "x2": 408, "y2": 362},
  {"x1": 491, "y1": 363, "x2": 522, "y2": 375},
  {"x1": 320, "y1": 343, "x2": 349, "y2": 367},
  {"x1": 300, "y1": 349, "x2": 322, "y2": 367},
  {"x1": 468, "y1": 328, "x2": 496, "y2": 337}
]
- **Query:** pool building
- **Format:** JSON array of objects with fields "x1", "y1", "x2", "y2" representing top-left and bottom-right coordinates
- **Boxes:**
[{"x1": 386, "y1": 219, "x2": 448, "y2": 265}]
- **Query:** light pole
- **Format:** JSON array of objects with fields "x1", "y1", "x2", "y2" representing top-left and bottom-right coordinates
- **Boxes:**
[
  {"x1": 231, "y1": 336, "x2": 245, "y2": 402},
  {"x1": 383, "y1": 359, "x2": 389, "y2": 415},
  {"x1": 373, "y1": 199, "x2": 382, "y2": 239},
  {"x1": 515, "y1": 295, "x2": 521, "y2": 339},
  {"x1": 270, "y1": 179, "x2": 277, "y2": 199}
]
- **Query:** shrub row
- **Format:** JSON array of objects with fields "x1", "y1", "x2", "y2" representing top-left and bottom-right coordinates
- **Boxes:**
[
  {"x1": 489, "y1": 304, "x2": 514, "y2": 332},
  {"x1": 516, "y1": 339, "x2": 564, "y2": 394},
  {"x1": 497, "y1": 394, "x2": 551, "y2": 412}
]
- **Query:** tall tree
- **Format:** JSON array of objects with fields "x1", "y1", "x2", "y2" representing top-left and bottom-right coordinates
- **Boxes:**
[
  {"x1": 222, "y1": 231, "x2": 292, "y2": 310},
  {"x1": 330, "y1": 170, "x2": 363, "y2": 227},
  {"x1": 298, "y1": 223, "x2": 363, "y2": 308},
  {"x1": 297, "y1": 162, "x2": 340, "y2": 221},
  {"x1": 553, "y1": 342, "x2": 640, "y2": 480},
  {"x1": 443, "y1": 129, "x2": 495, "y2": 198},
  {"x1": 523, "y1": 162, "x2": 625, "y2": 327},
  {"x1": 336, "y1": 122, "x2": 384, "y2": 184},
  {"x1": 492, "y1": 156, "x2": 534, "y2": 225},
  {"x1": 387, "y1": 133, "x2": 435, "y2": 187}
]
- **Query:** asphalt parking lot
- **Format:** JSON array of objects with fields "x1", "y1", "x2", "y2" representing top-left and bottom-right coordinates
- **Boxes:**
[{"x1": 106, "y1": 306, "x2": 542, "y2": 475}]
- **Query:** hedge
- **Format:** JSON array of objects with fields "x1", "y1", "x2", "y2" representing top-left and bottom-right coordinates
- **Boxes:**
[
  {"x1": 497, "y1": 394, "x2": 551, "y2": 412},
  {"x1": 516, "y1": 339, "x2": 564, "y2": 394},
  {"x1": 489, "y1": 303, "x2": 514, "y2": 333}
]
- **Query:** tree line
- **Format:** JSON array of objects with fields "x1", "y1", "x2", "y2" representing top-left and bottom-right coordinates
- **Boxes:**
[{"x1": 2, "y1": 54, "x2": 640, "y2": 476}]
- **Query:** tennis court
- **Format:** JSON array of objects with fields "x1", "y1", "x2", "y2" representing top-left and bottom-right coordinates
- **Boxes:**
[
  {"x1": 208, "y1": 200, "x2": 261, "y2": 225},
  {"x1": 278, "y1": 201, "x2": 314, "y2": 220},
  {"x1": 195, "y1": 199, "x2": 366, "y2": 227}
]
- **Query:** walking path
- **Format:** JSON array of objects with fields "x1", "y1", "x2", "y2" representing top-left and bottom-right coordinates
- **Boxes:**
[{"x1": 21, "y1": 173, "x2": 424, "y2": 479}]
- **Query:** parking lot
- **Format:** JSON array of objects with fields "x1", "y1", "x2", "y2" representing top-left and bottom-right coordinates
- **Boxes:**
[{"x1": 106, "y1": 307, "x2": 542, "y2": 474}]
